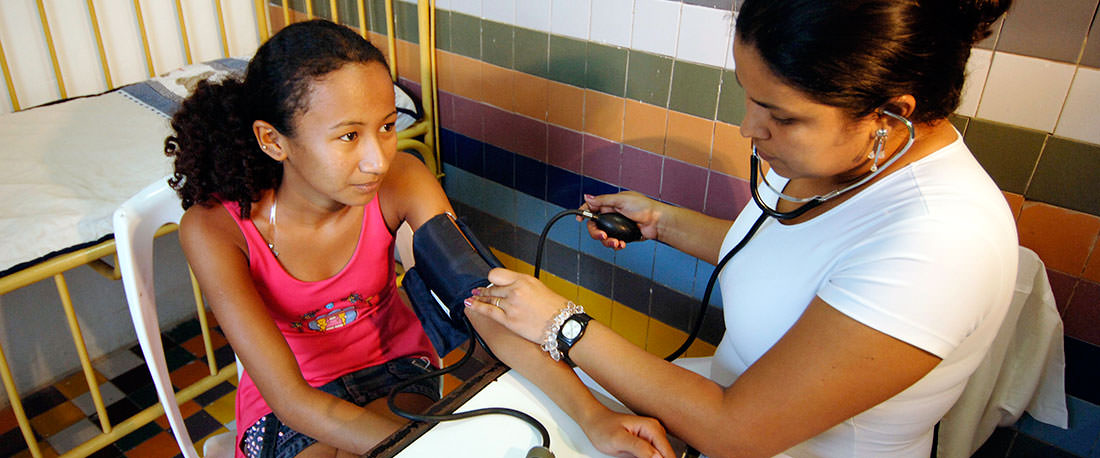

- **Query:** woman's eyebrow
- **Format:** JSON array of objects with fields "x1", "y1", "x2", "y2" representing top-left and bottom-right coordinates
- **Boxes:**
[
  {"x1": 328, "y1": 110, "x2": 398, "y2": 129},
  {"x1": 733, "y1": 70, "x2": 784, "y2": 111}
]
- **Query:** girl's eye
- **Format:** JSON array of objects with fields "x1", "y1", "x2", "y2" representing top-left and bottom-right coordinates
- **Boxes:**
[
  {"x1": 339, "y1": 131, "x2": 358, "y2": 141},
  {"x1": 380, "y1": 122, "x2": 396, "y2": 133}
]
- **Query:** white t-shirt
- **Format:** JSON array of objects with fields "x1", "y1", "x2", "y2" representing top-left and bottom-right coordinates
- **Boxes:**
[{"x1": 712, "y1": 134, "x2": 1018, "y2": 457}]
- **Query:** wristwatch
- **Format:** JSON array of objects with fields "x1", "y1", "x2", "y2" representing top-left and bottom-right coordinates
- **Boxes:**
[{"x1": 556, "y1": 312, "x2": 592, "y2": 367}]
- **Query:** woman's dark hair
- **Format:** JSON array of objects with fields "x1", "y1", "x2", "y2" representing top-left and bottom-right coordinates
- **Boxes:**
[
  {"x1": 735, "y1": 0, "x2": 1011, "y2": 123},
  {"x1": 166, "y1": 19, "x2": 387, "y2": 216}
]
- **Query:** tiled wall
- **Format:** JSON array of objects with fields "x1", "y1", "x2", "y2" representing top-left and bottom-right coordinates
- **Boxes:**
[{"x1": 351, "y1": 0, "x2": 1100, "y2": 454}]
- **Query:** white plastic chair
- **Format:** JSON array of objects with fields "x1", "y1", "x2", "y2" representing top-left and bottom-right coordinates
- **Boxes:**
[{"x1": 113, "y1": 178, "x2": 236, "y2": 458}]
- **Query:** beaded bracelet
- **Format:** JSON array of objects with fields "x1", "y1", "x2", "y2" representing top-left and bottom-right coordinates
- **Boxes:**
[{"x1": 541, "y1": 301, "x2": 584, "y2": 361}]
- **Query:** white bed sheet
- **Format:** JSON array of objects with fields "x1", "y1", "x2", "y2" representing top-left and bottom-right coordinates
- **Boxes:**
[{"x1": 0, "y1": 91, "x2": 173, "y2": 273}]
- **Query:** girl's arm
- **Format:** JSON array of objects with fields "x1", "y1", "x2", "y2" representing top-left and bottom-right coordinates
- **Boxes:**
[
  {"x1": 180, "y1": 205, "x2": 408, "y2": 453},
  {"x1": 381, "y1": 154, "x2": 675, "y2": 458},
  {"x1": 467, "y1": 269, "x2": 942, "y2": 458}
]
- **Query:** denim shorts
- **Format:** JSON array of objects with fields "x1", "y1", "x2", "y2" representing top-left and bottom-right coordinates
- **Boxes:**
[{"x1": 240, "y1": 356, "x2": 440, "y2": 458}]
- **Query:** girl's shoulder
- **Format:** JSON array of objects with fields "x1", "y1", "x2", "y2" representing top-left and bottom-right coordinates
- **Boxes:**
[{"x1": 180, "y1": 199, "x2": 250, "y2": 258}]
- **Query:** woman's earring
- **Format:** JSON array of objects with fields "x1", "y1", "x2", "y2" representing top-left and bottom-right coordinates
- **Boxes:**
[{"x1": 869, "y1": 128, "x2": 888, "y2": 172}]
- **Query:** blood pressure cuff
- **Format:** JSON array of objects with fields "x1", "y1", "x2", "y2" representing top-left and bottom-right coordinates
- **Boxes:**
[{"x1": 402, "y1": 213, "x2": 503, "y2": 356}]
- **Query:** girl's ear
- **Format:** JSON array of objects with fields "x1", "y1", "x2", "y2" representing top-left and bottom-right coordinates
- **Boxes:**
[{"x1": 253, "y1": 120, "x2": 286, "y2": 161}]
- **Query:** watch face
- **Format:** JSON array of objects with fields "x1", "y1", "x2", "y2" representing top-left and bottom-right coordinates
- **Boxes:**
[{"x1": 562, "y1": 320, "x2": 582, "y2": 339}]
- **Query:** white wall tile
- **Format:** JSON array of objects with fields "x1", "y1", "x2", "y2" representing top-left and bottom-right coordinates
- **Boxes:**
[
  {"x1": 516, "y1": 0, "x2": 552, "y2": 32},
  {"x1": 724, "y1": 15, "x2": 738, "y2": 70},
  {"x1": 632, "y1": 0, "x2": 680, "y2": 57},
  {"x1": 675, "y1": 3, "x2": 732, "y2": 68},
  {"x1": 551, "y1": 0, "x2": 591, "y2": 40},
  {"x1": 435, "y1": 0, "x2": 454, "y2": 10},
  {"x1": 481, "y1": 0, "x2": 514, "y2": 23},
  {"x1": 1055, "y1": 66, "x2": 1100, "y2": 145},
  {"x1": 590, "y1": 0, "x2": 634, "y2": 47},
  {"x1": 450, "y1": 0, "x2": 482, "y2": 16},
  {"x1": 957, "y1": 48, "x2": 993, "y2": 117},
  {"x1": 977, "y1": 52, "x2": 1075, "y2": 132}
]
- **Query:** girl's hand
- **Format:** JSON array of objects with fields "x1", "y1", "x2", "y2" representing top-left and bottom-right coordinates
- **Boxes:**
[
  {"x1": 583, "y1": 410, "x2": 676, "y2": 458},
  {"x1": 464, "y1": 268, "x2": 567, "y2": 344},
  {"x1": 581, "y1": 192, "x2": 662, "y2": 250}
]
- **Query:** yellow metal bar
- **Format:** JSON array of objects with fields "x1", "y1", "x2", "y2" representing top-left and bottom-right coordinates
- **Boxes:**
[
  {"x1": 398, "y1": 120, "x2": 430, "y2": 139},
  {"x1": 306, "y1": 0, "x2": 314, "y2": 20},
  {"x1": 59, "y1": 364, "x2": 236, "y2": 458},
  {"x1": 430, "y1": 0, "x2": 441, "y2": 175},
  {"x1": 214, "y1": 0, "x2": 230, "y2": 57},
  {"x1": 282, "y1": 0, "x2": 291, "y2": 28},
  {"x1": 86, "y1": 1, "x2": 113, "y2": 89},
  {"x1": 356, "y1": 0, "x2": 367, "y2": 36},
  {"x1": 35, "y1": 0, "x2": 67, "y2": 99},
  {"x1": 86, "y1": 256, "x2": 122, "y2": 281},
  {"x1": 255, "y1": 0, "x2": 272, "y2": 41},
  {"x1": 133, "y1": 0, "x2": 157, "y2": 77},
  {"x1": 329, "y1": 0, "x2": 339, "y2": 22},
  {"x1": 191, "y1": 268, "x2": 218, "y2": 375},
  {"x1": 384, "y1": 0, "x2": 397, "y2": 80},
  {"x1": 55, "y1": 273, "x2": 112, "y2": 433},
  {"x1": 175, "y1": 0, "x2": 193, "y2": 64},
  {"x1": 0, "y1": 342, "x2": 42, "y2": 457},
  {"x1": 418, "y1": 0, "x2": 439, "y2": 175},
  {"x1": 0, "y1": 32, "x2": 20, "y2": 111}
]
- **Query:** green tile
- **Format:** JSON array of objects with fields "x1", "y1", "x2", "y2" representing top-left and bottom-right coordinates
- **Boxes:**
[
  {"x1": 395, "y1": 1, "x2": 419, "y2": 43},
  {"x1": 716, "y1": 70, "x2": 746, "y2": 125},
  {"x1": 434, "y1": 10, "x2": 452, "y2": 52},
  {"x1": 482, "y1": 21, "x2": 514, "y2": 69},
  {"x1": 585, "y1": 43, "x2": 628, "y2": 97},
  {"x1": 669, "y1": 60, "x2": 721, "y2": 119},
  {"x1": 335, "y1": 0, "x2": 361, "y2": 28},
  {"x1": 312, "y1": 0, "x2": 333, "y2": 20},
  {"x1": 948, "y1": 113, "x2": 970, "y2": 135},
  {"x1": 963, "y1": 119, "x2": 1046, "y2": 195},
  {"x1": 450, "y1": 12, "x2": 482, "y2": 59},
  {"x1": 369, "y1": 0, "x2": 388, "y2": 34},
  {"x1": 514, "y1": 28, "x2": 549, "y2": 78},
  {"x1": 548, "y1": 35, "x2": 587, "y2": 88},
  {"x1": 625, "y1": 50, "x2": 672, "y2": 107},
  {"x1": 1026, "y1": 137, "x2": 1100, "y2": 216}
]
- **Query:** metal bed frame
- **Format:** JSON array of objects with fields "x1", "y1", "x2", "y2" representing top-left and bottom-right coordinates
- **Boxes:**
[{"x1": 0, "y1": 1, "x2": 440, "y2": 456}]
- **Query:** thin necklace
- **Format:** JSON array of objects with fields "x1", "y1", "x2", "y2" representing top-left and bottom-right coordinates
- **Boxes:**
[{"x1": 268, "y1": 192, "x2": 279, "y2": 257}]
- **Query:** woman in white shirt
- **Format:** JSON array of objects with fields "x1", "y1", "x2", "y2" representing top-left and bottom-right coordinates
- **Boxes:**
[{"x1": 463, "y1": 0, "x2": 1018, "y2": 456}]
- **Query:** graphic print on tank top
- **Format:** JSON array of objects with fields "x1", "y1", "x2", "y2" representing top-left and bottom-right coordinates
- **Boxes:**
[{"x1": 289, "y1": 291, "x2": 380, "y2": 333}]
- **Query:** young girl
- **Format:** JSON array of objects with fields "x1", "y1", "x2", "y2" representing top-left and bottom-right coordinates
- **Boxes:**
[{"x1": 169, "y1": 19, "x2": 673, "y2": 458}]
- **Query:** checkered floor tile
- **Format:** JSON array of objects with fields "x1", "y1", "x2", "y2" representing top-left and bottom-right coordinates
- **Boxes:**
[{"x1": 1, "y1": 315, "x2": 236, "y2": 458}]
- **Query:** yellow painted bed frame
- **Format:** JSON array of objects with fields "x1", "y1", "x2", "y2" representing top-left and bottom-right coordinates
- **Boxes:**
[{"x1": 0, "y1": 1, "x2": 440, "y2": 456}]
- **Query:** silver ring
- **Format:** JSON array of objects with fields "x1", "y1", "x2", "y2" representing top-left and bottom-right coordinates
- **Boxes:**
[{"x1": 492, "y1": 297, "x2": 503, "y2": 308}]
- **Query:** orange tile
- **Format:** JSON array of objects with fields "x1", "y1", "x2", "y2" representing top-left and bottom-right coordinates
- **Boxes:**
[
  {"x1": 610, "y1": 302, "x2": 649, "y2": 349},
  {"x1": 368, "y1": 32, "x2": 390, "y2": 63},
  {"x1": 546, "y1": 81, "x2": 585, "y2": 132},
  {"x1": 711, "y1": 121, "x2": 752, "y2": 180},
  {"x1": 125, "y1": 431, "x2": 181, "y2": 458},
  {"x1": 435, "y1": 51, "x2": 457, "y2": 94},
  {"x1": 396, "y1": 40, "x2": 422, "y2": 83},
  {"x1": 170, "y1": 361, "x2": 211, "y2": 391},
  {"x1": 446, "y1": 53, "x2": 484, "y2": 102},
  {"x1": 513, "y1": 72, "x2": 549, "y2": 120},
  {"x1": 0, "y1": 405, "x2": 18, "y2": 433},
  {"x1": 180, "y1": 400, "x2": 203, "y2": 419},
  {"x1": 1082, "y1": 234, "x2": 1100, "y2": 283},
  {"x1": 443, "y1": 374, "x2": 463, "y2": 396},
  {"x1": 54, "y1": 370, "x2": 106, "y2": 399},
  {"x1": 622, "y1": 99, "x2": 668, "y2": 154},
  {"x1": 180, "y1": 333, "x2": 229, "y2": 359},
  {"x1": 1017, "y1": 202, "x2": 1100, "y2": 275},
  {"x1": 29, "y1": 401, "x2": 84, "y2": 437},
  {"x1": 665, "y1": 111, "x2": 714, "y2": 168},
  {"x1": 583, "y1": 90, "x2": 625, "y2": 143},
  {"x1": 684, "y1": 338, "x2": 717, "y2": 358},
  {"x1": 1003, "y1": 192, "x2": 1025, "y2": 222},
  {"x1": 480, "y1": 62, "x2": 514, "y2": 111}
]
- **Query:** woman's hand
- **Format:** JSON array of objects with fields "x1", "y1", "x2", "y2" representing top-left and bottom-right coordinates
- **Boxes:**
[
  {"x1": 582, "y1": 410, "x2": 676, "y2": 458},
  {"x1": 464, "y1": 268, "x2": 567, "y2": 344},
  {"x1": 581, "y1": 192, "x2": 663, "y2": 250}
]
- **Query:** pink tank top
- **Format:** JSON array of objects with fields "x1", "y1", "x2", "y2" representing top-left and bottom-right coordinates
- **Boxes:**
[{"x1": 220, "y1": 197, "x2": 435, "y2": 455}]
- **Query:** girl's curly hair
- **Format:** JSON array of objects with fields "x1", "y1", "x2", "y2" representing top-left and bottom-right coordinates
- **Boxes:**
[{"x1": 165, "y1": 19, "x2": 386, "y2": 218}]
